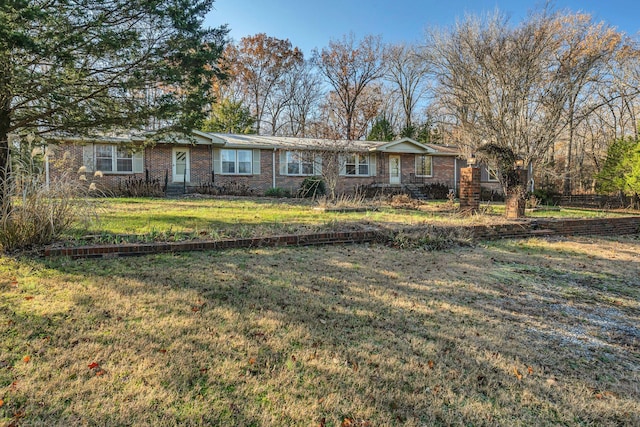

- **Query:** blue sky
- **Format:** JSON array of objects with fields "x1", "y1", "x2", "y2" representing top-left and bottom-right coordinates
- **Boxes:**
[{"x1": 205, "y1": 0, "x2": 640, "y2": 56}]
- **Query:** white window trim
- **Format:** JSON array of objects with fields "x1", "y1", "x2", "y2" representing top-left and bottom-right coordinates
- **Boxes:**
[
  {"x1": 95, "y1": 144, "x2": 134, "y2": 174},
  {"x1": 285, "y1": 151, "x2": 317, "y2": 176},
  {"x1": 415, "y1": 155, "x2": 433, "y2": 177},
  {"x1": 220, "y1": 148, "x2": 253, "y2": 175},
  {"x1": 344, "y1": 153, "x2": 371, "y2": 177}
]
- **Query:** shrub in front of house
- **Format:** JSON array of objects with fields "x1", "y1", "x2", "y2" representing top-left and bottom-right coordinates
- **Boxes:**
[
  {"x1": 193, "y1": 182, "x2": 254, "y2": 196},
  {"x1": 298, "y1": 177, "x2": 326, "y2": 198},
  {"x1": 116, "y1": 176, "x2": 164, "y2": 197},
  {"x1": 265, "y1": 187, "x2": 292, "y2": 198},
  {"x1": 421, "y1": 182, "x2": 451, "y2": 199},
  {"x1": 481, "y1": 186, "x2": 505, "y2": 202}
]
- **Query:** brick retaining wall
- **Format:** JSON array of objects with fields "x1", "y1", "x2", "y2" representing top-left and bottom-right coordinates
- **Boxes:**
[{"x1": 44, "y1": 216, "x2": 640, "y2": 259}]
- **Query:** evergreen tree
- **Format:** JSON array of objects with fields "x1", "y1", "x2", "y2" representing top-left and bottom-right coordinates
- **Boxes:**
[
  {"x1": 202, "y1": 99, "x2": 256, "y2": 134},
  {"x1": 596, "y1": 137, "x2": 639, "y2": 194},
  {"x1": 0, "y1": 0, "x2": 228, "y2": 201},
  {"x1": 367, "y1": 116, "x2": 394, "y2": 141}
]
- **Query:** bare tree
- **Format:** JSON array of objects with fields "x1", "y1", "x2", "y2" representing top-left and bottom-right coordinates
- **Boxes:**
[
  {"x1": 385, "y1": 43, "x2": 432, "y2": 135},
  {"x1": 553, "y1": 13, "x2": 624, "y2": 195},
  {"x1": 317, "y1": 84, "x2": 384, "y2": 141},
  {"x1": 313, "y1": 34, "x2": 386, "y2": 140},
  {"x1": 284, "y1": 61, "x2": 324, "y2": 137},
  {"x1": 426, "y1": 10, "x2": 571, "y2": 216}
]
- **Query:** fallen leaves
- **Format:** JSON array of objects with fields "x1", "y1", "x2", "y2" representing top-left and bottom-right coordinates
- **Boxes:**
[
  {"x1": 88, "y1": 362, "x2": 105, "y2": 376},
  {"x1": 341, "y1": 418, "x2": 371, "y2": 427},
  {"x1": 22, "y1": 356, "x2": 30, "y2": 364},
  {"x1": 513, "y1": 367, "x2": 522, "y2": 380}
]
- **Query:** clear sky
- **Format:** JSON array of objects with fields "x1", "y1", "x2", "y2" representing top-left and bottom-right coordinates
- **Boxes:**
[{"x1": 205, "y1": 0, "x2": 640, "y2": 56}]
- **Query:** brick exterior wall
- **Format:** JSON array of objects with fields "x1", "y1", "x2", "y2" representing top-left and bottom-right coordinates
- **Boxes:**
[
  {"x1": 212, "y1": 150, "x2": 273, "y2": 192},
  {"x1": 49, "y1": 142, "x2": 465, "y2": 196},
  {"x1": 366, "y1": 153, "x2": 457, "y2": 188}
]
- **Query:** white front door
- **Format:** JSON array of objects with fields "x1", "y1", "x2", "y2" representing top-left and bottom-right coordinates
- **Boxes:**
[
  {"x1": 389, "y1": 155, "x2": 401, "y2": 185},
  {"x1": 173, "y1": 148, "x2": 190, "y2": 183}
]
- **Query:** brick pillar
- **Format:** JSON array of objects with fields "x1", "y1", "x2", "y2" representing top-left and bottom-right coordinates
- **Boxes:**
[
  {"x1": 459, "y1": 167, "x2": 480, "y2": 214},
  {"x1": 505, "y1": 169, "x2": 528, "y2": 219}
]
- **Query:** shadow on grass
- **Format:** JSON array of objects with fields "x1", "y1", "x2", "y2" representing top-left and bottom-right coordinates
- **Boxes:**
[{"x1": 1, "y1": 236, "x2": 639, "y2": 425}]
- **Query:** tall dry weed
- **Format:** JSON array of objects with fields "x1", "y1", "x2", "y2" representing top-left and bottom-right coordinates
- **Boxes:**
[{"x1": 0, "y1": 139, "x2": 96, "y2": 251}]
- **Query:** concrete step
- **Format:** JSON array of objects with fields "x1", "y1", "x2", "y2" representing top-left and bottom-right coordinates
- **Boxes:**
[{"x1": 165, "y1": 183, "x2": 186, "y2": 197}]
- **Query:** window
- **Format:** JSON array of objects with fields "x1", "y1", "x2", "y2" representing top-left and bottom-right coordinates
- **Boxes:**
[
  {"x1": 286, "y1": 151, "x2": 315, "y2": 175},
  {"x1": 487, "y1": 167, "x2": 499, "y2": 182},
  {"x1": 345, "y1": 154, "x2": 369, "y2": 176},
  {"x1": 95, "y1": 144, "x2": 133, "y2": 172},
  {"x1": 221, "y1": 149, "x2": 252, "y2": 174},
  {"x1": 415, "y1": 155, "x2": 433, "y2": 177}
]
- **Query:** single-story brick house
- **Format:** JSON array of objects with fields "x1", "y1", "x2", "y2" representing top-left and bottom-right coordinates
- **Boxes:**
[{"x1": 47, "y1": 131, "x2": 504, "y2": 196}]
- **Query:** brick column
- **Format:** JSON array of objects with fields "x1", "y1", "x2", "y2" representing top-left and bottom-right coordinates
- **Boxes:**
[
  {"x1": 459, "y1": 167, "x2": 480, "y2": 214},
  {"x1": 505, "y1": 169, "x2": 528, "y2": 219}
]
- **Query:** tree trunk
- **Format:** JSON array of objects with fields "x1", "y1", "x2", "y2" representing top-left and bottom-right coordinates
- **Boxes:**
[
  {"x1": 563, "y1": 105, "x2": 574, "y2": 196},
  {"x1": 0, "y1": 106, "x2": 10, "y2": 207}
]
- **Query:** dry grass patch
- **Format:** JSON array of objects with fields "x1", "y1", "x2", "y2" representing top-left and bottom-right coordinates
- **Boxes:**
[{"x1": 1, "y1": 235, "x2": 639, "y2": 425}]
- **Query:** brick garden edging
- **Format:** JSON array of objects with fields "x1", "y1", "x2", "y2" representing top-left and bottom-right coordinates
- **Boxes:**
[
  {"x1": 44, "y1": 216, "x2": 640, "y2": 259},
  {"x1": 44, "y1": 230, "x2": 380, "y2": 259}
]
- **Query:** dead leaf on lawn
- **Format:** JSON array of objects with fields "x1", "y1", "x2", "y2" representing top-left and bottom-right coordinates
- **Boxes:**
[
  {"x1": 22, "y1": 356, "x2": 30, "y2": 363},
  {"x1": 513, "y1": 367, "x2": 522, "y2": 380},
  {"x1": 88, "y1": 362, "x2": 100, "y2": 370}
]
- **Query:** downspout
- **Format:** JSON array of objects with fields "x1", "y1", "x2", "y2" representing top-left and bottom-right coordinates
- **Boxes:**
[
  {"x1": 272, "y1": 148, "x2": 276, "y2": 189},
  {"x1": 454, "y1": 157, "x2": 458, "y2": 195}
]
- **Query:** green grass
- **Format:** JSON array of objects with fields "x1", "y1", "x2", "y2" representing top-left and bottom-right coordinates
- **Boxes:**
[
  {"x1": 83, "y1": 197, "x2": 431, "y2": 235},
  {"x1": 1, "y1": 235, "x2": 639, "y2": 425},
  {"x1": 68, "y1": 197, "x2": 634, "y2": 244}
]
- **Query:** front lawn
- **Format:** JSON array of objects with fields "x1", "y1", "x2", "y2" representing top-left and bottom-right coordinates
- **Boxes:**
[
  {"x1": 1, "y1": 236, "x2": 638, "y2": 425},
  {"x1": 67, "y1": 197, "x2": 632, "y2": 244}
]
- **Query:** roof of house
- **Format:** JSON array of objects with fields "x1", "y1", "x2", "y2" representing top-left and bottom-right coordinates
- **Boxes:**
[
  {"x1": 50, "y1": 130, "x2": 461, "y2": 156},
  {"x1": 209, "y1": 133, "x2": 460, "y2": 156}
]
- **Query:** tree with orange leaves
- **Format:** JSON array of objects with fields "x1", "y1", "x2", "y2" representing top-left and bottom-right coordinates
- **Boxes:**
[{"x1": 224, "y1": 34, "x2": 303, "y2": 135}]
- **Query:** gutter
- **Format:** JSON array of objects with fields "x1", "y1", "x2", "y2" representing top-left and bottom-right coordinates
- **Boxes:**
[{"x1": 272, "y1": 148, "x2": 276, "y2": 189}]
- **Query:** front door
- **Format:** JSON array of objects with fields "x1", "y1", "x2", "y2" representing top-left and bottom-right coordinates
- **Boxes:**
[
  {"x1": 389, "y1": 155, "x2": 401, "y2": 185},
  {"x1": 173, "y1": 148, "x2": 190, "y2": 183}
]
